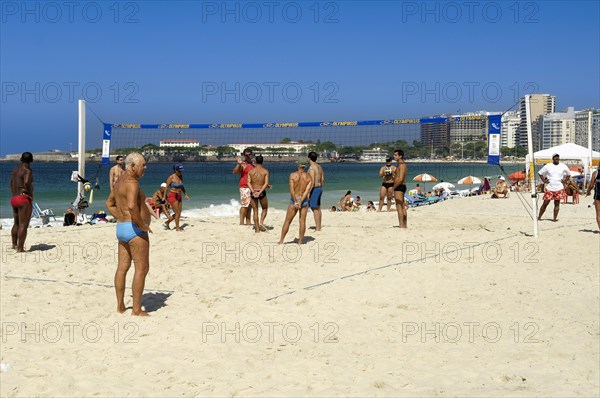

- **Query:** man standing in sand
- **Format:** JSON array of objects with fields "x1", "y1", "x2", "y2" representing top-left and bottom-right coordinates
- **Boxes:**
[
  {"x1": 537, "y1": 153, "x2": 570, "y2": 222},
  {"x1": 392, "y1": 149, "x2": 408, "y2": 228},
  {"x1": 307, "y1": 151, "x2": 324, "y2": 231},
  {"x1": 378, "y1": 157, "x2": 396, "y2": 212},
  {"x1": 233, "y1": 148, "x2": 254, "y2": 225},
  {"x1": 10, "y1": 152, "x2": 34, "y2": 252},
  {"x1": 109, "y1": 155, "x2": 125, "y2": 191},
  {"x1": 105, "y1": 153, "x2": 152, "y2": 316},
  {"x1": 247, "y1": 155, "x2": 270, "y2": 233},
  {"x1": 279, "y1": 160, "x2": 313, "y2": 245}
]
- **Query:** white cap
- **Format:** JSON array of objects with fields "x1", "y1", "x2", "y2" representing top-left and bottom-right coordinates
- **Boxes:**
[
  {"x1": 499, "y1": 176, "x2": 505, "y2": 181},
  {"x1": 160, "y1": 183, "x2": 167, "y2": 188}
]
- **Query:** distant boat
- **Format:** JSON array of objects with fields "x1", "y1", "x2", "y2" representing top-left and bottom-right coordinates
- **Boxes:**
[{"x1": 360, "y1": 148, "x2": 387, "y2": 163}]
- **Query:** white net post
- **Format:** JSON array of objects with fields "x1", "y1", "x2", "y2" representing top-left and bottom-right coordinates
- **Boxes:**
[
  {"x1": 525, "y1": 95, "x2": 539, "y2": 238},
  {"x1": 78, "y1": 99, "x2": 86, "y2": 198}
]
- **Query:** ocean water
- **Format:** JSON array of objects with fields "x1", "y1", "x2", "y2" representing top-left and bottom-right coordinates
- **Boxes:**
[{"x1": 0, "y1": 161, "x2": 523, "y2": 226}]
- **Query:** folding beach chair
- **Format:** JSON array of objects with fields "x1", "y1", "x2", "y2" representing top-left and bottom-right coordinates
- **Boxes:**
[
  {"x1": 404, "y1": 195, "x2": 426, "y2": 207},
  {"x1": 32, "y1": 203, "x2": 57, "y2": 225}
]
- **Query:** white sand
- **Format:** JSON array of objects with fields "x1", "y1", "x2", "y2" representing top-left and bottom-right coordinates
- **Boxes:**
[{"x1": 1, "y1": 194, "x2": 598, "y2": 396}]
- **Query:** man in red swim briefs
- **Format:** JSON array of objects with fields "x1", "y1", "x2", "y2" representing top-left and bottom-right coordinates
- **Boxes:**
[{"x1": 10, "y1": 152, "x2": 34, "y2": 252}]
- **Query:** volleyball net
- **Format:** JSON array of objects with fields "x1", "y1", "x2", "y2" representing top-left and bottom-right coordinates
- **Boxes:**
[{"x1": 96, "y1": 114, "x2": 501, "y2": 165}]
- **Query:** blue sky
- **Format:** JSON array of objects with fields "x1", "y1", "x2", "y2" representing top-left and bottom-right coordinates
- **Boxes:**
[{"x1": 1, "y1": 0, "x2": 599, "y2": 155}]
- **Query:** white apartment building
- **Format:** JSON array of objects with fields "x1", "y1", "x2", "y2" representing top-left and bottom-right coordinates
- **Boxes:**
[
  {"x1": 540, "y1": 107, "x2": 576, "y2": 150},
  {"x1": 574, "y1": 109, "x2": 600, "y2": 152},
  {"x1": 228, "y1": 142, "x2": 311, "y2": 155},
  {"x1": 501, "y1": 111, "x2": 519, "y2": 148},
  {"x1": 159, "y1": 139, "x2": 200, "y2": 148}
]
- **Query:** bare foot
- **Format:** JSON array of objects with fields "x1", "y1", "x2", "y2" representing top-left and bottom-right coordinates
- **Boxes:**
[
  {"x1": 117, "y1": 304, "x2": 127, "y2": 313},
  {"x1": 259, "y1": 225, "x2": 267, "y2": 232},
  {"x1": 131, "y1": 310, "x2": 149, "y2": 316}
]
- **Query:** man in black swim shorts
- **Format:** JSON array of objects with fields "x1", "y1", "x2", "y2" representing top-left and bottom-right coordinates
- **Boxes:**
[{"x1": 392, "y1": 149, "x2": 408, "y2": 228}]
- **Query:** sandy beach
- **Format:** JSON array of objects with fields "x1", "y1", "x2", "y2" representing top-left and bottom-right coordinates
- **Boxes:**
[{"x1": 1, "y1": 194, "x2": 598, "y2": 397}]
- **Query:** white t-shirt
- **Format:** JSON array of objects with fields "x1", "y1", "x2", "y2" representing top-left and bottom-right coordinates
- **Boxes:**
[{"x1": 539, "y1": 163, "x2": 570, "y2": 191}]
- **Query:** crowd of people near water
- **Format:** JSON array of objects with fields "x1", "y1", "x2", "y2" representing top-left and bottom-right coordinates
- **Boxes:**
[{"x1": 8, "y1": 149, "x2": 600, "y2": 316}]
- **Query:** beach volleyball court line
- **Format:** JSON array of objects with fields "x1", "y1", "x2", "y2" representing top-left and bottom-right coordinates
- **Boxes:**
[
  {"x1": 1, "y1": 221, "x2": 592, "y2": 303},
  {"x1": 0, "y1": 275, "x2": 233, "y2": 299},
  {"x1": 265, "y1": 221, "x2": 595, "y2": 302}
]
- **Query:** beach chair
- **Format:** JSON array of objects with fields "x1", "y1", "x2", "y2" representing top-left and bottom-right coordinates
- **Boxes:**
[
  {"x1": 404, "y1": 195, "x2": 425, "y2": 207},
  {"x1": 414, "y1": 194, "x2": 442, "y2": 205},
  {"x1": 563, "y1": 190, "x2": 579, "y2": 204},
  {"x1": 32, "y1": 203, "x2": 57, "y2": 225}
]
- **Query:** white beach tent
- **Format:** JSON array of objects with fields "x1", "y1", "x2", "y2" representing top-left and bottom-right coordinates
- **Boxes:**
[
  {"x1": 526, "y1": 143, "x2": 600, "y2": 166},
  {"x1": 525, "y1": 143, "x2": 600, "y2": 183}
]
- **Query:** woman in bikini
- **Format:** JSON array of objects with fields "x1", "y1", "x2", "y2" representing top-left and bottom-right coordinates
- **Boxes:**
[
  {"x1": 378, "y1": 158, "x2": 396, "y2": 212},
  {"x1": 163, "y1": 164, "x2": 190, "y2": 231}
]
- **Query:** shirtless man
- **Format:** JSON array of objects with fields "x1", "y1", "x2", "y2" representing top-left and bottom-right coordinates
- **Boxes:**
[
  {"x1": 105, "y1": 153, "x2": 152, "y2": 316},
  {"x1": 392, "y1": 149, "x2": 408, "y2": 228},
  {"x1": 307, "y1": 151, "x2": 324, "y2": 231},
  {"x1": 279, "y1": 160, "x2": 313, "y2": 245},
  {"x1": 492, "y1": 176, "x2": 509, "y2": 198},
  {"x1": 147, "y1": 183, "x2": 173, "y2": 227},
  {"x1": 378, "y1": 157, "x2": 396, "y2": 212},
  {"x1": 247, "y1": 155, "x2": 270, "y2": 233},
  {"x1": 10, "y1": 152, "x2": 34, "y2": 252},
  {"x1": 109, "y1": 155, "x2": 125, "y2": 191}
]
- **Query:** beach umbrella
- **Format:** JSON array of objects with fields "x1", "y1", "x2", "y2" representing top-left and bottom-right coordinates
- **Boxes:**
[
  {"x1": 413, "y1": 173, "x2": 437, "y2": 193},
  {"x1": 508, "y1": 171, "x2": 526, "y2": 182},
  {"x1": 413, "y1": 173, "x2": 437, "y2": 182},
  {"x1": 432, "y1": 182, "x2": 455, "y2": 192},
  {"x1": 457, "y1": 175, "x2": 482, "y2": 192},
  {"x1": 457, "y1": 176, "x2": 482, "y2": 185}
]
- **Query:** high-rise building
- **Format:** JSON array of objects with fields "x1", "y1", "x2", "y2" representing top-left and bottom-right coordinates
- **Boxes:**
[
  {"x1": 420, "y1": 111, "x2": 502, "y2": 156},
  {"x1": 575, "y1": 109, "x2": 600, "y2": 152},
  {"x1": 448, "y1": 113, "x2": 488, "y2": 143},
  {"x1": 501, "y1": 111, "x2": 519, "y2": 148},
  {"x1": 539, "y1": 107, "x2": 576, "y2": 149},
  {"x1": 517, "y1": 94, "x2": 555, "y2": 149},
  {"x1": 420, "y1": 116, "x2": 449, "y2": 156}
]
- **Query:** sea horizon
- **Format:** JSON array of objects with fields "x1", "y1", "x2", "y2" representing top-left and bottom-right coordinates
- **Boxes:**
[{"x1": 1, "y1": 161, "x2": 526, "y2": 226}]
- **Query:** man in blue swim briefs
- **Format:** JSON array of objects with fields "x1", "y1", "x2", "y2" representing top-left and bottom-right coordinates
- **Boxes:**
[
  {"x1": 106, "y1": 152, "x2": 152, "y2": 316},
  {"x1": 307, "y1": 151, "x2": 325, "y2": 231},
  {"x1": 279, "y1": 160, "x2": 313, "y2": 245}
]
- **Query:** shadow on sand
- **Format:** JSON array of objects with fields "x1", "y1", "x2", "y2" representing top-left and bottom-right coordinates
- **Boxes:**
[
  {"x1": 142, "y1": 292, "x2": 171, "y2": 313},
  {"x1": 28, "y1": 243, "x2": 57, "y2": 252}
]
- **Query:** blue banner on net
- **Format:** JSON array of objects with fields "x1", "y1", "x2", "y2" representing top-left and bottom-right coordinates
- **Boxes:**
[
  {"x1": 101, "y1": 124, "x2": 112, "y2": 165},
  {"x1": 487, "y1": 115, "x2": 501, "y2": 165}
]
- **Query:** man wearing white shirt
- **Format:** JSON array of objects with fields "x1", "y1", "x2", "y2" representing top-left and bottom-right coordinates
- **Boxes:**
[{"x1": 538, "y1": 153, "x2": 570, "y2": 222}]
